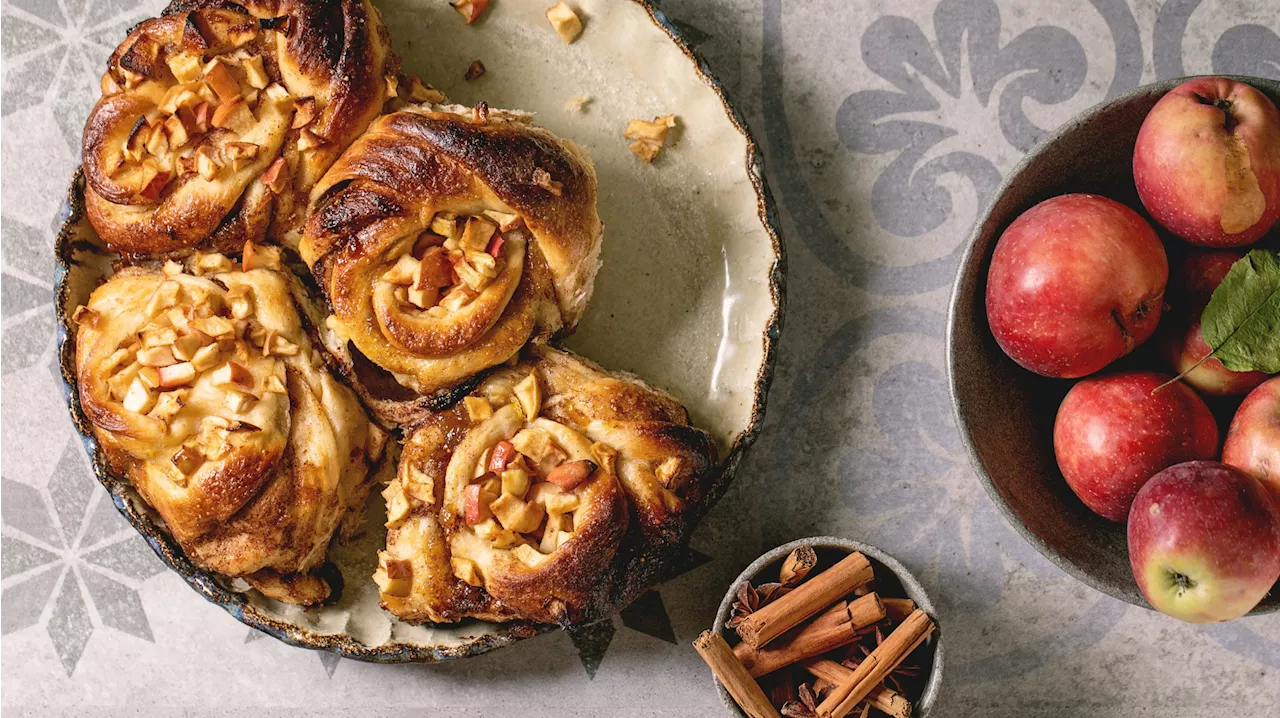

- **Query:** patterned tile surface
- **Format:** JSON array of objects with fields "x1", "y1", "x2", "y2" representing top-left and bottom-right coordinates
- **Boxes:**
[{"x1": 2, "y1": 0, "x2": 1278, "y2": 715}]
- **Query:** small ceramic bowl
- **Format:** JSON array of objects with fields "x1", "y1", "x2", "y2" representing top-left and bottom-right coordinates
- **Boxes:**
[
  {"x1": 947, "y1": 75, "x2": 1280, "y2": 615},
  {"x1": 711, "y1": 537, "x2": 944, "y2": 717}
]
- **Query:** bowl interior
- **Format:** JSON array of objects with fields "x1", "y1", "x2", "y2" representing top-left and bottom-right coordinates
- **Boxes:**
[
  {"x1": 948, "y1": 76, "x2": 1280, "y2": 614},
  {"x1": 711, "y1": 537, "x2": 943, "y2": 717}
]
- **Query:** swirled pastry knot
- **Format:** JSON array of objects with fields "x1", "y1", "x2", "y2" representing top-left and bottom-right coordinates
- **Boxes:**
[
  {"x1": 82, "y1": 0, "x2": 396, "y2": 255},
  {"x1": 375, "y1": 346, "x2": 719, "y2": 626},
  {"x1": 300, "y1": 105, "x2": 603, "y2": 422},
  {"x1": 73, "y1": 248, "x2": 388, "y2": 605}
]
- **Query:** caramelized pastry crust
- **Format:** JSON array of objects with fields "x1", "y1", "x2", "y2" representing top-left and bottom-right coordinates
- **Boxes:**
[
  {"x1": 300, "y1": 105, "x2": 603, "y2": 422},
  {"x1": 73, "y1": 249, "x2": 388, "y2": 604},
  {"x1": 375, "y1": 346, "x2": 717, "y2": 625},
  {"x1": 82, "y1": 0, "x2": 394, "y2": 255}
]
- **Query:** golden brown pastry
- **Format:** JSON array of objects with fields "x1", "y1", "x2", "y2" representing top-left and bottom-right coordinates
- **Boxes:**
[
  {"x1": 374, "y1": 346, "x2": 718, "y2": 626},
  {"x1": 81, "y1": 0, "x2": 399, "y2": 255},
  {"x1": 73, "y1": 247, "x2": 388, "y2": 604},
  {"x1": 300, "y1": 104, "x2": 603, "y2": 423}
]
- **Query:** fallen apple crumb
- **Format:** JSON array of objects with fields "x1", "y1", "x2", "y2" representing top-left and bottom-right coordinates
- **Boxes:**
[
  {"x1": 546, "y1": 2, "x2": 583, "y2": 43},
  {"x1": 623, "y1": 115, "x2": 677, "y2": 163},
  {"x1": 565, "y1": 96, "x2": 591, "y2": 114},
  {"x1": 465, "y1": 60, "x2": 486, "y2": 81}
]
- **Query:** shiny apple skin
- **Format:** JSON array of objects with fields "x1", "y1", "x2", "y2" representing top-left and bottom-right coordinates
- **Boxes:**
[
  {"x1": 1159, "y1": 251, "x2": 1270, "y2": 396},
  {"x1": 986, "y1": 194, "x2": 1167, "y2": 379},
  {"x1": 1223, "y1": 377, "x2": 1280, "y2": 504},
  {"x1": 1134, "y1": 77, "x2": 1280, "y2": 247},
  {"x1": 1054, "y1": 371, "x2": 1219, "y2": 522},
  {"x1": 1128, "y1": 460, "x2": 1280, "y2": 623}
]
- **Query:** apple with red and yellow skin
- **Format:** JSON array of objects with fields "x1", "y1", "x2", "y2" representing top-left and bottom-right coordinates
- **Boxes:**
[
  {"x1": 1128, "y1": 460, "x2": 1280, "y2": 623},
  {"x1": 1134, "y1": 77, "x2": 1280, "y2": 247},
  {"x1": 1055, "y1": 371, "x2": 1219, "y2": 522},
  {"x1": 1159, "y1": 251, "x2": 1270, "y2": 396},
  {"x1": 986, "y1": 194, "x2": 1167, "y2": 378},
  {"x1": 1224, "y1": 377, "x2": 1280, "y2": 504}
]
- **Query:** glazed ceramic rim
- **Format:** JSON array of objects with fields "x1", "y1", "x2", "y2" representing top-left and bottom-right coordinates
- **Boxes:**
[
  {"x1": 711, "y1": 537, "x2": 944, "y2": 717},
  {"x1": 945, "y1": 75, "x2": 1279, "y2": 616},
  {"x1": 51, "y1": 0, "x2": 786, "y2": 662}
]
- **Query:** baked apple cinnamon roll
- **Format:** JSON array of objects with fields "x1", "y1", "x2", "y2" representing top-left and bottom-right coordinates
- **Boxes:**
[
  {"x1": 81, "y1": 0, "x2": 399, "y2": 255},
  {"x1": 374, "y1": 346, "x2": 717, "y2": 625},
  {"x1": 300, "y1": 105, "x2": 603, "y2": 422},
  {"x1": 73, "y1": 247, "x2": 388, "y2": 605}
]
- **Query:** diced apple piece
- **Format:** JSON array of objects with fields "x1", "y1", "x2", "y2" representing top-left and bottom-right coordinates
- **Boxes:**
[
  {"x1": 489, "y1": 440, "x2": 517, "y2": 472},
  {"x1": 145, "y1": 123, "x2": 170, "y2": 156},
  {"x1": 225, "y1": 141, "x2": 259, "y2": 170},
  {"x1": 502, "y1": 467, "x2": 530, "y2": 499},
  {"x1": 171, "y1": 445, "x2": 204, "y2": 475},
  {"x1": 489, "y1": 493, "x2": 544, "y2": 533},
  {"x1": 375, "y1": 555, "x2": 413, "y2": 597},
  {"x1": 385, "y1": 484, "x2": 412, "y2": 528},
  {"x1": 451, "y1": 557, "x2": 483, "y2": 586},
  {"x1": 624, "y1": 115, "x2": 677, "y2": 163},
  {"x1": 429, "y1": 212, "x2": 458, "y2": 238},
  {"x1": 546, "y1": 459, "x2": 597, "y2": 491},
  {"x1": 483, "y1": 210, "x2": 522, "y2": 232},
  {"x1": 195, "y1": 145, "x2": 220, "y2": 181},
  {"x1": 296, "y1": 129, "x2": 324, "y2": 151},
  {"x1": 203, "y1": 58, "x2": 241, "y2": 102},
  {"x1": 416, "y1": 247, "x2": 454, "y2": 289},
  {"x1": 543, "y1": 491, "x2": 580, "y2": 514},
  {"x1": 136, "y1": 366, "x2": 161, "y2": 389},
  {"x1": 460, "y1": 217, "x2": 497, "y2": 254},
  {"x1": 223, "y1": 390, "x2": 254, "y2": 414},
  {"x1": 122, "y1": 378, "x2": 155, "y2": 413},
  {"x1": 136, "y1": 164, "x2": 171, "y2": 201},
  {"x1": 211, "y1": 98, "x2": 254, "y2": 133},
  {"x1": 241, "y1": 54, "x2": 269, "y2": 89},
  {"x1": 192, "y1": 316, "x2": 234, "y2": 338},
  {"x1": 262, "y1": 373, "x2": 287, "y2": 394},
  {"x1": 141, "y1": 326, "x2": 177, "y2": 347},
  {"x1": 168, "y1": 52, "x2": 203, "y2": 82},
  {"x1": 192, "y1": 101, "x2": 212, "y2": 132},
  {"x1": 292, "y1": 97, "x2": 317, "y2": 129},
  {"x1": 264, "y1": 333, "x2": 299, "y2": 357},
  {"x1": 513, "y1": 372, "x2": 541, "y2": 421},
  {"x1": 262, "y1": 82, "x2": 291, "y2": 108},
  {"x1": 137, "y1": 346, "x2": 177, "y2": 367},
  {"x1": 190, "y1": 344, "x2": 220, "y2": 372},
  {"x1": 463, "y1": 483, "x2": 490, "y2": 525},
  {"x1": 463, "y1": 396, "x2": 493, "y2": 423},
  {"x1": 149, "y1": 390, "x2": 186, "y2": 421},
  {"x1": 405, "y1": 76, "x2": 445, "y2": 103},
  {"x1": 545, "y1": 2, "x2": 583, "y2": 43},
  {"x1": 157, "y1": 362, "x2": 197, "y2": 388},
  {"x1": 261, "y1": 157, "x2": 288, "y2": 194},
  {"x1": 406, "y1": 285, "x2": 438, "y2": 310},
  {"x1": 451, "y1": 0, "x2": 489, "y2": 24},
  {"x1": 511, "y1": 543, "x2": 549, "y2": 567},
  {"x1": 211, "y1": 361, "x2": 254, "y2": 390}
]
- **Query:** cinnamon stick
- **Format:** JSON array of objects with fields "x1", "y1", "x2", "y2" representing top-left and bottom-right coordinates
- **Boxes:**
[
  {"x1": 816, "y1": 610, "x2": 934, "y2": 718},
  {"x1": 804, "y1": 659, "x2": 912, "y2": 718},
  {"x1": 734, "y1": 594, "x2": 886, "y2": 677},
  {"x1": 736, "y1": 552, "x2": 874, "y2": 648},
  {"x1": 693, "y1": 631, "x2": 779, "y2": 718},
  {"x1": 882, "y1": 597, "x2": 916, "y2": 622},
  {"x1": 780, "y1": 545, "x2": 818, "y2": 586}
]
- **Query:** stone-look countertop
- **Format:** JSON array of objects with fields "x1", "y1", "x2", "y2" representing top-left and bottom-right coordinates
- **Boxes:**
[{"x1": 2, "y1": 0, "x2": 1277, "y2": 715}]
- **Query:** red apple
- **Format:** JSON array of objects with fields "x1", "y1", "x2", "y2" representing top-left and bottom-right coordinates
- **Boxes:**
[
  {"x1": 1159, "y1": 251, "x2": 1269, "y2": 396},
  {"x1": 1128, "y1": 460, "x2": 1280, "y2": 623},
  {"x1": 1134, "y1": 77, "x2": 1280, "y2": 247},
  {"x1": 1223, "y1": 377, "x2": 1280, "y2": 504},
  {"x1": 986, "y1": 194, "x2": 1167, "y2": 378},
  {"x1": 1054, "y1": 371, "x2": 1219, "y2": 521}
]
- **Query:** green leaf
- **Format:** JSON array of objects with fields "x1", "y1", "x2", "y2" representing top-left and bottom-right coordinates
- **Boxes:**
[{"x1": 1201, "y1": 249, "x2": 1280, "y2": 374}]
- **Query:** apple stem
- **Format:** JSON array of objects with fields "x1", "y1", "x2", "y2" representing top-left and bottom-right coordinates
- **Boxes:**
[{"x1": 1155, "y1": 352, "x2": 1214, "y2": 394}]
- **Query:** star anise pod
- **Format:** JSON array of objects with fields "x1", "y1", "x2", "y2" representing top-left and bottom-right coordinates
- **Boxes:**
[
  {"x1": 725, "y1": 581, "x2": 795, "y2": 629},
  {"x1": 780, "y1": 702, "x2": 816, "y2": 718}
]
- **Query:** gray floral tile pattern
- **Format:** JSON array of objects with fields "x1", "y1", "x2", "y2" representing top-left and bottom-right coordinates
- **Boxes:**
[{"x1": 2, "y1": 0, "x2": 1278, "y2": 715}]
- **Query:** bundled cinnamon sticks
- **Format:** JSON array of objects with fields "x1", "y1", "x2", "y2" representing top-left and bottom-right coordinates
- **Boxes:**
[{"x1": 694, "y1": 546, "x2": 936, "y2": 718}]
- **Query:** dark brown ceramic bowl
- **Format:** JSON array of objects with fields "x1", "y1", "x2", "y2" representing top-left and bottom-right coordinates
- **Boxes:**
[{"x1": 947, "y1": 75, "x2": 1280, "y2": 616}]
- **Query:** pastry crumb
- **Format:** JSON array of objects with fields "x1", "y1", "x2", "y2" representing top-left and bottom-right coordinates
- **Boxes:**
[
  {"x1": 465, "y1": 60, "x2": 486, "y2": 81},
  {"x1": 565, "y1": 96, "x2": 591, "y2": 113},
  {"x1": 451, "y1": 0, "x2": 488, "y2": 24}
]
